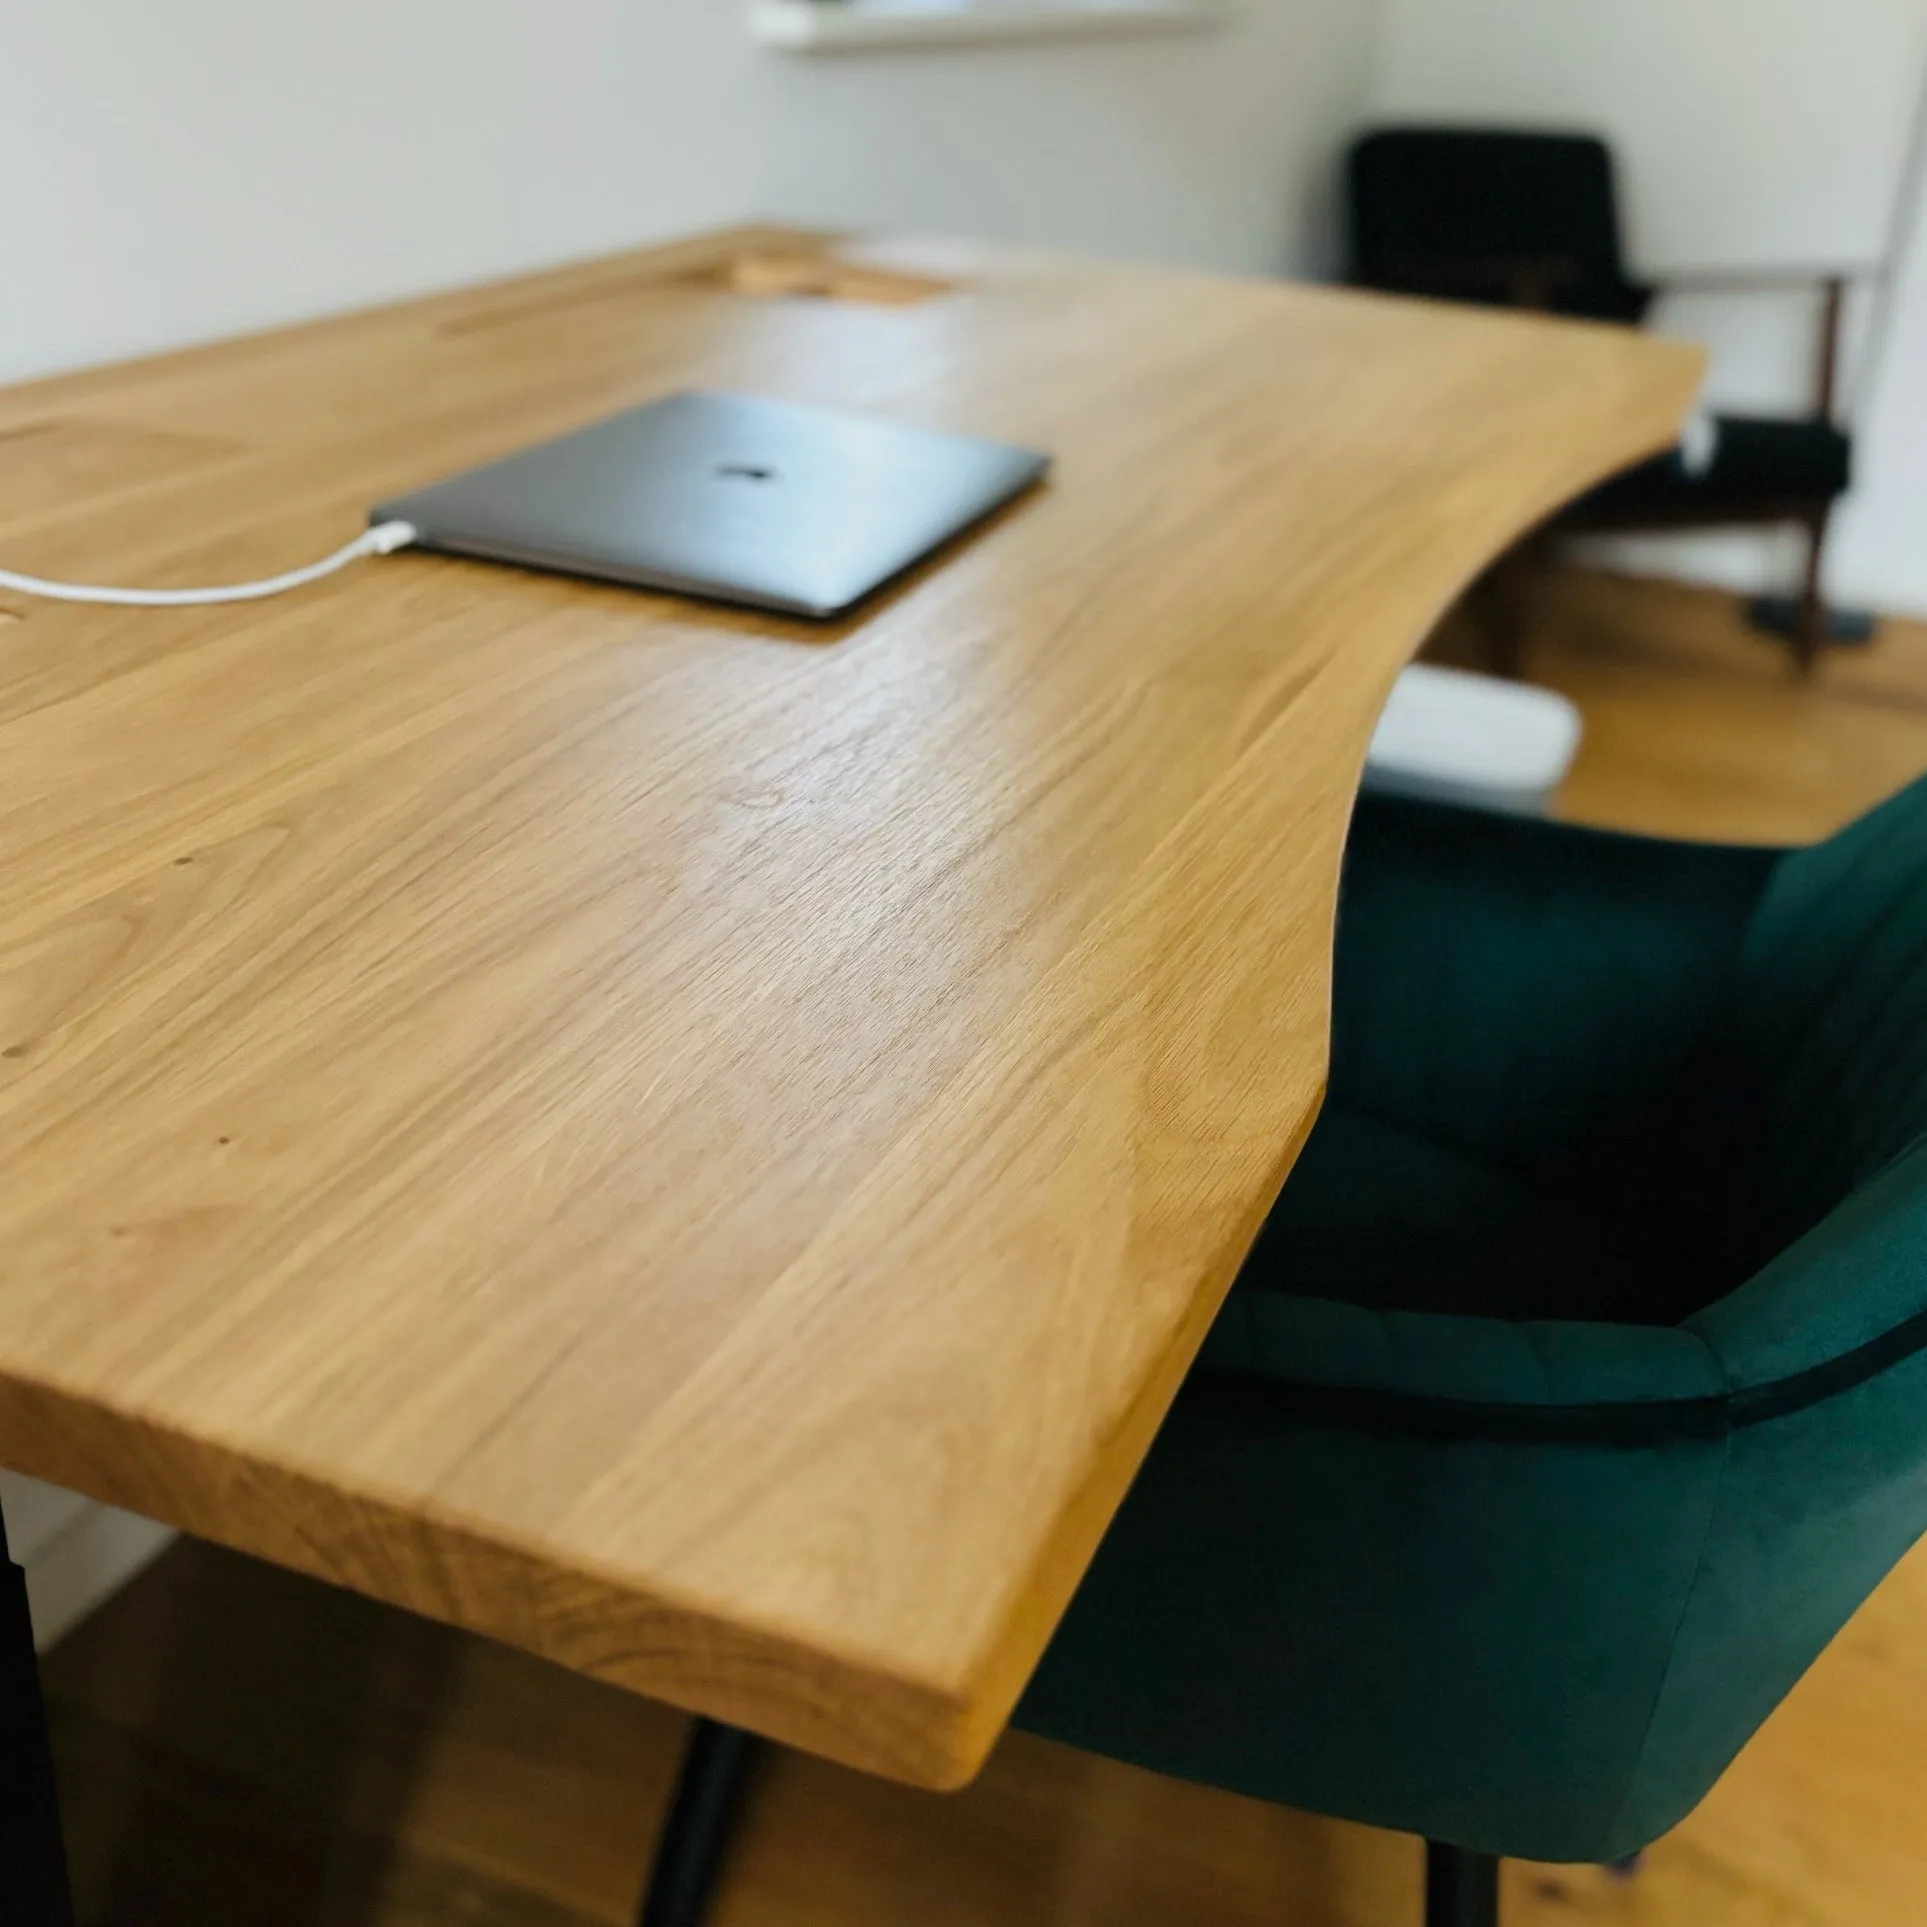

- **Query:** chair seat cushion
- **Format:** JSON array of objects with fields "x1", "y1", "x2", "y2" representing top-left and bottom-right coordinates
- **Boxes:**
[
  {"x1": 1574, "y1": 414, "x2": 1852, "y2": 520},
  {"x1": 1224, "y1": 1104, "x2": 1705, "y2": 1333},
  {"x1": 1365, "y1": 664, "x2": 1583, "y2": 816}
]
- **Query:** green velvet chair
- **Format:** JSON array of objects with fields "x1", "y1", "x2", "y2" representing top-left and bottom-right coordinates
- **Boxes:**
[
  {"x1": 1017, "y1": 772, "x2": 1927, "y2": 1926},
  {"x1": 631, "y1": 772, "x2": 1927, "y2": 1927}
]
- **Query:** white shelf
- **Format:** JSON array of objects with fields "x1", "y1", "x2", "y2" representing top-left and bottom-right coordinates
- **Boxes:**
[{"x1": 750, "y1": 0, "x2": 1226, "y2": 53}]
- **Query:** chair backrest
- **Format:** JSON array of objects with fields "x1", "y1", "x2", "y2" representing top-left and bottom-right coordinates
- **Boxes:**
[
  {"x1": 1348, "y1": 126, "x2": 1652, "y2": 323},
  {"x1": 1720, "y1": 774, "x2": 1927, "y2": 1270}
]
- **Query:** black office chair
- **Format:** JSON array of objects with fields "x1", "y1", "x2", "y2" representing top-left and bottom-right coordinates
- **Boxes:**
[{"x1": 1348, "y1": 127, "x2": 1856, "y2": 673}]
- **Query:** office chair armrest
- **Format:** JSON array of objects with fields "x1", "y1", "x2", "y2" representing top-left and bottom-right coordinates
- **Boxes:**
[
  {"x1": 1651, "y1": 269, "x2": 1868, "y2": 417},
  {"x1": 1199, "y1": 1286, "x2": 1727, "y2": 1413},
  {"x1": 1691, "y1": 1139, "x2": 1927, "y2": 1391},
  {"x1": 1327, "y1": 795, "x2": 1778, "y2": 1180},
  {"x1": 1653, "y1": 265, "x2": 1872, "y2": 295}
]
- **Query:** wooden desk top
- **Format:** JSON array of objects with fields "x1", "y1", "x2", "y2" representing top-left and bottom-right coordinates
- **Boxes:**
[{"x1": 0, "y1": 229, "x2": 1700, "y2": 1787}]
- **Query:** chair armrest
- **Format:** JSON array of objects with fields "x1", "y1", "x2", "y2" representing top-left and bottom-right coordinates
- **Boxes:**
[
  {"x1": 1652, "y1": 265, "x2": 1875, "y2": 295},
  {"x1": 1653, "y1": 271, "x2": 1865, "y2": 416},
  {"x1": 1198, "y1": 1289, "x2": 1727, "y2": 1414},
  {"x1": 1691, "y1": 1139, "x2": 1927, "y2": 1390},
  {"x1": 1329, "y1": 796, "x2": 1778, "y2": 1184}
]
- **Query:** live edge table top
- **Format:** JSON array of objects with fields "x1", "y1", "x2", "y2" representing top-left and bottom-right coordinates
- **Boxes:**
[{"x1": 0, "y1": 227, "x2": 1701, "y2": 1787}]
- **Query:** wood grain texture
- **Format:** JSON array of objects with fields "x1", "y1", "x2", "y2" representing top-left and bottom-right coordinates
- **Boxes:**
[
  {"x1": 41, "y1": 578, "x2": 1927, "y2": 1927},
  {"x1": 0, "y1": 227, "x2": 1703, "y2": 1786}
]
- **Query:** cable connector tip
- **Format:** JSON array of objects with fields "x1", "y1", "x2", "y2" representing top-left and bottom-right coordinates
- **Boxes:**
[{"x1": 367, "y1": 520, "x2": 419, "y2": 555}]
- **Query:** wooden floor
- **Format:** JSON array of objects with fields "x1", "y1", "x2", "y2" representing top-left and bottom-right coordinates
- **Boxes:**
[
  {"x1": 39, "y1": 568, "x2": 1927, "y2": 1927},
  {"x1": 1429, "y1": 566, "x2": 1927, "y2": 844}
]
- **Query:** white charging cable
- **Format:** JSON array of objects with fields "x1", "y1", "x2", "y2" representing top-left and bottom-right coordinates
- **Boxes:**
[{"x1": 0, "y1": 520, "x2": 418, "y2": 608}]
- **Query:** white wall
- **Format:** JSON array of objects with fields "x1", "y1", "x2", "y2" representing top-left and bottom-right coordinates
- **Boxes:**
[
  {"x1": 1372, "y1": 0, "x2": 1925, "y2": 268},
  {"x1": 0, "y1": 0, "x2": 763, "y2": 383},
  {"x1": 1834, "y1": 150, "x2": 1927, "y2": 614},
  {"x1": 0, "y1": 0, "x2": 1384, "y2": 388},
  {"x1": 761, "y1": 1, "x2": 1381, "y2": 278},
  {"x1": 1370, "y1": 0, "x2": 1927, "y2": 616}
]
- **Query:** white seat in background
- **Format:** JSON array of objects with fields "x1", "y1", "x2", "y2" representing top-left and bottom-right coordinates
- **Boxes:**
[{"x1": 1365, "y1": 663, "x2": 1582, "y2": 816}]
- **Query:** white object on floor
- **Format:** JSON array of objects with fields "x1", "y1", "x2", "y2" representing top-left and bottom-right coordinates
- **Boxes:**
[
  {"x1": 1364, "y1": 663, "x2": 1583, "y2": 816},
  {"x1": 0, "y1": 1471, "x2": 176, "y2": 1650}
]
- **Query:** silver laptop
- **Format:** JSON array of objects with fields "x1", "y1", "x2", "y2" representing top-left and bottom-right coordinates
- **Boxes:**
[{"x1": 372, "y1": 390, "x2": 1050, "y2": 619}]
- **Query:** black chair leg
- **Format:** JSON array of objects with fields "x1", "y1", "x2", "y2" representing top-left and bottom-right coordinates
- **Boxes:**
[
  {"x1": 634, "y1": 1718, "x2": 761, "y2": 1927},
  {"x1": 0, "y1": 1496, "x2": 76, "y2": 1927},
  {"x1": 1793, "y1": 507, "x2": 1831, "y2": 676},
  {"x1": 1425, "y1": 1840, "x2": 1500, "y2": 1927}
]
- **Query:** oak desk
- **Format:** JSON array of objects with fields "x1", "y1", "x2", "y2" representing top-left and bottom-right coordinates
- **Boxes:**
[{"x1": 0, "y1": 230, "x2": 1700, "y2": 1789}]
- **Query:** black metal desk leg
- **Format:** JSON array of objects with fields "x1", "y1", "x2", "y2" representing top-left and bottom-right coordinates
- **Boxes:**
[
  {"x1": 1426, "y1": 1840, "x2": 1500, "y2": 1927},
  {"x1": 0, "y1": 1495, "x2": 76, "y2": 1927},
  {"x1": 634, "y1": 1718, "x2": 760, "y2": 1927}
]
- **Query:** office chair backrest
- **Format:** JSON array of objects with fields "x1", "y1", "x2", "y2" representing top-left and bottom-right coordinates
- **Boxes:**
[
  {"x1": 1348, "y1": 126, "x2": 1653, "y2": 324},
  {"x1": 1720, "y1": 775, "x2": 1927, "y2": 1269}
]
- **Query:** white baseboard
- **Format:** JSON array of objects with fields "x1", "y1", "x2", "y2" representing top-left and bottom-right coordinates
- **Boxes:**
[{"x1": 0, "y1": 1471, "x2": 177, "y2": 1650}]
